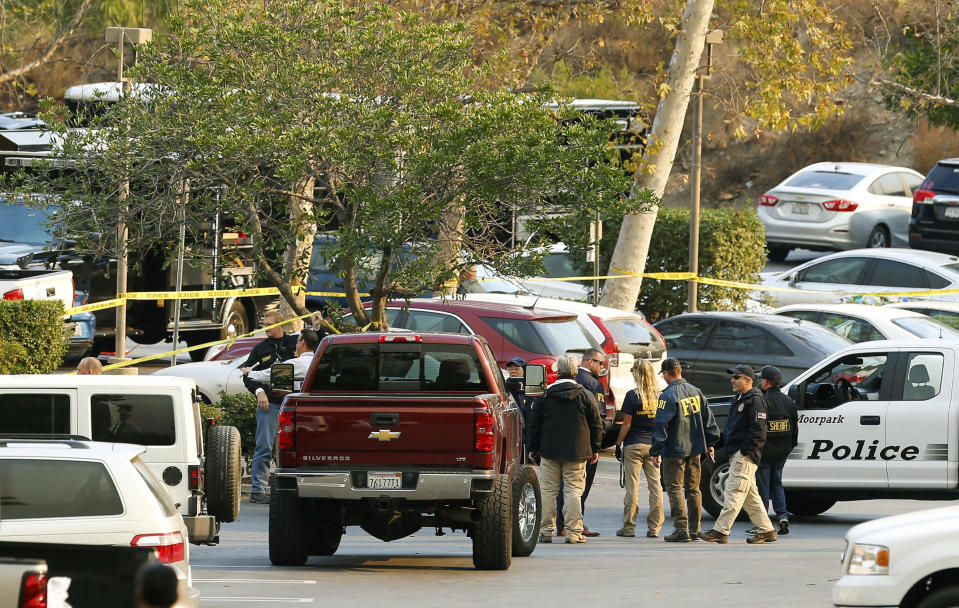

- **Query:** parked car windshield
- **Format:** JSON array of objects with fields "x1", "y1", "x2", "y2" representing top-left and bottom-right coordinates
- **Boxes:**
[
  {"x1": 481, "y1": 317, "x2": 598, "y2": 355},
  {"x1": 604, "y1": 317, "x2": 666, "y2": 358},
  {"x1": 892, "y1": 316, "x2": 959, "y2": 339},
  {"x1": 782, "y1": 322, "x2": 852, "y2": 353},
  {"x1": 0, "y1": 202, "x2": 55, "y2": 245},
  {"x1": 541, "y1": 252, "x2": 575, "y2": 279},
  {"x1": 784, "y1": 170, "x2": 864, "y2": 190},
  {"x1": 923, "y1": 162, "x2": 959, "y2": 194}
]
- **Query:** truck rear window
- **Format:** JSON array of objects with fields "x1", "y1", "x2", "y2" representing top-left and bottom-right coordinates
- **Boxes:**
[
  {"x1": 0, "y1": 459, "x2": 123, "y2": 519},
  {"x1": 90, "y1": 394, "x2": 176, "y2": 446},
  {"x1": 311, "y1": 343, "x2": 490, "y2": 392}
]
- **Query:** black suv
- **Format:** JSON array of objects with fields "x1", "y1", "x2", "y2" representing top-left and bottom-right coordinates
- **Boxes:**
[{"x1": 909, "y1": 158, "x2": 959, "y2": 253}]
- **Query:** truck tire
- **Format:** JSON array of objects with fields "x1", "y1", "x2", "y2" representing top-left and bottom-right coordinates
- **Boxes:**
[
  {"x1": 918, "y1": 586, "x2": 959, "y2": 608},
  {"x1": 511, "y1": 465, "x2": 540, "y2": 557},
  {"x1": 269, "y1": 484, "x2": 308, "y2": 566},
  {"x1": 472, "y1": 473, "x2": 512, "y2": 570},
  {"x1": 701, "y1": 452, "x2": 729, "y2": 519},
  {"x1": 785, "y1": 490, "x2": 836, "y2": 517},
  {"x1": 205, "y1": 425, "x2": 242, "y2": 523},
  {"x1": 309, "y1": 503, "x2": 343, "y2": 557}
]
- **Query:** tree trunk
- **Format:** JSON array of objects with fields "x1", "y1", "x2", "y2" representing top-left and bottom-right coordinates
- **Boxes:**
[
  {"x1": 436, "y1": 202, "x2": 465, "y2": 297},
  {"x1": 599, "y1": 0, "x2": 715, "y2": 311},
  {"x1": 276, "y1": 175, "x2": 316, "y2": 331}
]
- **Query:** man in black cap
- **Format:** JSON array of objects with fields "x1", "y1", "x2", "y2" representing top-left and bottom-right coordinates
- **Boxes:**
[
  {"x1": 649, "y1": 357, "x2": 720, "y2": 542},
  {"x1": 504, "y1": 357, "x2": 531, "y2": 456},
  {"x1": 751, "y1": 365, "x2": 798, "y2": 536},
  {"x1": 701, "y1": 364, "x2": 777, "y2": 544}
]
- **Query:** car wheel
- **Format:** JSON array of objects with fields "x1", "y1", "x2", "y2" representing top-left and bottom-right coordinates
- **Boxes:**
[
  {"x1": 205, "y1": 425, "x2": 242, "y2": 523},
  {"x1": 867, "y1": 225, "x2": 891, "y2": 248},
  {"x1": 511, "y1": 465, "x2": 540, "y2": 557},
  {"x1": 701, "y1": 452, "x2": 729, "y2": 519},
  {"x1": 767, "y1": 246, "x2": 790, "y2": 263},
  {"x1": 269, "y1": 480, "x2": 308, "y2": 566},
  {"x1": 918, "y1": 586, "x2": 959, "y2": 608},
  {"x1": 784, "y1": 489, "x2": 836, "y2": 516},
  {"x1": 472, "y1": 473, "x2": 512, "y2": 570}
]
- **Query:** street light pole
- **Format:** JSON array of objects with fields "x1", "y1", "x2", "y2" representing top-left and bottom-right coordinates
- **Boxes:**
[{"x1": 688, "y1": 29, "x2": 722, "y2": 313}]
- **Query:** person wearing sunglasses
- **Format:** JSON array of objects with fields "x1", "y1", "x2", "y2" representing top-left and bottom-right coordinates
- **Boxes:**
[{"x1": 700, "y1": 364, "x2": 777, "y2": 545}]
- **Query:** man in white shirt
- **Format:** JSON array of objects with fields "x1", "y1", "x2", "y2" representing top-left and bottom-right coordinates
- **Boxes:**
[{"x1": 241, "y1": 328, "x2": 320, "y2": 503}]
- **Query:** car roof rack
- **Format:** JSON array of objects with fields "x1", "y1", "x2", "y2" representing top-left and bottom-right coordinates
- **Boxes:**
[{"x1": 0, "y1": 435, "x2": 92, "y2": 447}]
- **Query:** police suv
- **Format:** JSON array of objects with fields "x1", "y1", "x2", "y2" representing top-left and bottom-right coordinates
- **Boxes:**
[{"x1": 703, "y1": 338, "x2": 959, "y2": 517}]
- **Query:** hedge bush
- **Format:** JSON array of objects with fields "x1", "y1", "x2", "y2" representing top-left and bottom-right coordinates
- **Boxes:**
[
  {"x1": 0, "y1": 300, "x2": 68, "y2": 373},
  {"x1": 206, "y1": 390, "x2": 258, "y2": 462},
  {"x1": 597, "y1": 208, "x2": 767, "y2": 321}
]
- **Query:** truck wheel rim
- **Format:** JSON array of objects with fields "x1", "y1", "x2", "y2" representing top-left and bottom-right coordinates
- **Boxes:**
[
  {"x1": 517, "y1": 482, "x2": 537, "y2": 541},
  {"x1": 710, "y1": 463, "x2": 730, "y2": 506}
]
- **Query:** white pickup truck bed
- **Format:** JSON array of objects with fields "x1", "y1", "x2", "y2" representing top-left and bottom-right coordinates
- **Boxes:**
[{"x1": 0, "y1": 268, "x2": 72, "y2": 308}]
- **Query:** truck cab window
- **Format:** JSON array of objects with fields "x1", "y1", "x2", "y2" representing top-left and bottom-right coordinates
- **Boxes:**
[
  {"x1": 802, "y1": 354, "x2": 888, "y2": 409},
  {"x1": 0, "y1": 393, "x2": 71, "y2": 435},
  {"x1": 900, "y1": 353, "x2": 944, "y2": 401}
]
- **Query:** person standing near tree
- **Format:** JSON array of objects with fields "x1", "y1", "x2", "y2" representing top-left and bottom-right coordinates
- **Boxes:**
[
  {"x1": 240, "y1": 310, "x2": 297, "y2": 504},
  {"x1": 650, "y1": 357, "x2": 720, "y2": 542}
]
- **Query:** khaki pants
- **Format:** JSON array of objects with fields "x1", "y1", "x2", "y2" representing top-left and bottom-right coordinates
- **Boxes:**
[
  {"x1": 540, "y1": 457, "x2": 587, "y2": 540},
  {"x1": 661, "y1": 456, "x2": 702, "y2": 533},
  {"x1": 714, "y1": 452, "x2": 775, "y2": 535},
  {"x1": 621, "y1": 443, "x2": 664, "y2": 535}
]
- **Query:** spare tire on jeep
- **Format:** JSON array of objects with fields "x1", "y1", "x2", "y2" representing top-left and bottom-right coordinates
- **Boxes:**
[{"x1": 205, "y1": 425, "x2": 242, "y2": 523}]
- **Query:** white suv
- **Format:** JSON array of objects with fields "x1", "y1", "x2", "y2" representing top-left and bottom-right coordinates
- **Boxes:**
[{"x1": 0, "y1": 439, "x2": 200, "y2": 606}]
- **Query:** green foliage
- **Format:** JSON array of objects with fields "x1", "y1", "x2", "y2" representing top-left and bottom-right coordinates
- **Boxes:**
[
  {"x1": 593, "y1": 208, "x2": 766, "y2": 321},
  {"x1": 0, "y1": 300, "x2": 67, "y2": 373},
  {"x1": 207, "y1": 391, "x2": 258, "y2": 462}
]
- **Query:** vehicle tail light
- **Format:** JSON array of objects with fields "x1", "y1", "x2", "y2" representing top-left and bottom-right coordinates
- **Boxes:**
[
  {"x1": 527, "y1": 358, "x2": 558, "y2": 385},
  {"x1": 588, "y1": 314, "x2": 619, "y2": 367},
  {"x1": 277, "y1": 408, "x2": 296, "y2": 452},
  {"x1": 378, "y1": 334, "x2": 422, "y2": 343},
  {"x1": 131, "y1": 532, "x2": 185, "y2": 564},
  {"x1": 474, "y1": 408, "x2": 495, "y2": 452},
  {"x1": 758, "y1": 194, "x2": 779, "y2": 206},
  {"x1": 188, "y1": 464, "x2": 200, "y2": 491},
  {"x1": 20, "y1": 572, "x2": 46, "y2": 608},
  {"x1": 913, "y1": 188, "x2": 936, "y2": 203},
  {"x1": 822, "y1": 199, "x2": 859, "y2": 212},
  {"x1": 3, "y1": 288, "x2": 24, "y2": 300}
]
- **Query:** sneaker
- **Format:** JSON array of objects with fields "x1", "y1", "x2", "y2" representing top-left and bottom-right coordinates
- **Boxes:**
[
  {"x1": 250, "y1": 492, "x2": 269, "y2": 504},
  {"x1": 538, "y1": 534, "x2": 552, "y2": 544},
  {"x1": 646, "y1": 530, "x2": 659, "y2": 538},
  {"x1": 556, "y1": 528, "x2": 565, "y2": 537},
  {"x1": 689, "y1": 530, "x2": 700, "y2": 541},
  {"x1": 746, "y1": 530, "x2": 777, "y2": 544},
  {"x1": 745, "y1": 526, "x2": 760, "y2": 535},
  {"x1": 615, "y1": 529, "x2": 635, "y2": 537},
  {"x1": 565, "y1": 535, "x2": 587, "y2": 544},
  {"x1": 778, "y1": 518, "x2": 790, "y2": 535},
  {"x1": 699, "y1": 529, "x2": 729, "y2": 544},
  {"x1": 663, "y1": 529, "x2": 691, "y2": 542},
  {"x1": 582, "y1": 528, "x2": 600, "y2": 537}
]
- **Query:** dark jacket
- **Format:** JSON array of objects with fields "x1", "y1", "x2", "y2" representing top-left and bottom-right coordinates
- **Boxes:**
[
  {"x1": 504, "y1": 377, "x2": 530, "y2": 432},
  {"x1": 576, "y1": 367, "x2": 607, "y2": 420},
  {"x1": 724, "y1": 387, "x2": 768, "y2": 464},
  {"x1": 528, "y1": 379, "x2": 603, "y2": 461},
  {"x1": 241, "y1": 334, "x2": 298, "y2": 402},
  {"x1": 650, "y1": 378, "x2": 720, "y2": 459},
  {"x1": 761, "y1": 387, "x2": 799, "y2": 463}
]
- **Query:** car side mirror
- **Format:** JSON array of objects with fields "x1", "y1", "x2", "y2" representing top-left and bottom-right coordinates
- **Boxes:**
[
  {"x1": 271, "y1": 363, "x2": 295, "y2": 396},
  {"x1": 788, "y1": 273, "x2": 798, "y2": 287},
  {"x1": 787, "y1": 384, "x2": 799, "y2": 406},
  {"x1": 524, "y1": 364, "x2": 546, "y2": 398}
]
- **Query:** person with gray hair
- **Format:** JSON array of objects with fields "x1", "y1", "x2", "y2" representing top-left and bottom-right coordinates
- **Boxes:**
[{"x1": 528, "y1": 353, "x2": 603, "y2": 544}]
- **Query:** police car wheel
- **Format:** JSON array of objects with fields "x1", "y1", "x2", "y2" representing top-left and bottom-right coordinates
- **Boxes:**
[
  {"x1": 917, "y1": 585, "x2": 959, "y2": 608},
  {"x1": 701, "y1": 453, "x2": 729, "y2": 519},
  {"x1": 784, "y1": 489, "x2": 836, "y2": 517}
]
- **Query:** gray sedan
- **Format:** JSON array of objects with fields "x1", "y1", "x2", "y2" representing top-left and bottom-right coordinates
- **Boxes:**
[
  {"x1": 653, "y1": 312, "x2": 852, "y2": 397},
  {"x1": 758, "y1": 162, "x2": 923, "y2": 262}
]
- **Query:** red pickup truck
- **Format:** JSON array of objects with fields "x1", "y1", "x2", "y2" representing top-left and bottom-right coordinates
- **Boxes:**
[{"x1": 268, "y1": 332, "x2": 542, "y2": 570}]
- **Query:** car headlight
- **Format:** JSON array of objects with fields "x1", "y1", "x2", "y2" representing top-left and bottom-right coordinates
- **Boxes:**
[{"x1": 847, "y1": 543, "x2": 889, "y2": 575}]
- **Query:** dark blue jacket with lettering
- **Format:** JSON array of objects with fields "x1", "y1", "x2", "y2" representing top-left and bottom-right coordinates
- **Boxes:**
[
  {"x1": 650, "y1": 378, "x2": 720, "y2": 459},
  {"x1": 724, "y1": 387, "x2": 768, "y2": 464},
  {"x1": 576, "y1": 367, "x2": 607, "y2": 420}
]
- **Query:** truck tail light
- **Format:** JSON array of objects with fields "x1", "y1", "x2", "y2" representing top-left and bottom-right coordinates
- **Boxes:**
[
  {"x1": 913, "y1": 188, "x2": 936, "y2": 203},
  {"x1": 474, "y1": 408, "x2": 495, "y2": 452},
  {"x1": 20, "y1": 572, "x2": 46, "y2": 608},
  {"x1": 131, "y1": 531, "x2": 185, "y2": 564},
  {"x1": 188, "y1": 464, "x2": 200, "y2": 491},
  {"x1": 3, "y1": 288, "x2": 24, "y2": 300},
  {"x1": 527, "y1": 358, "x2": 558, "y2": 385},
  {"x1": 822, "y1": 199, "x2": 859, "y2": 212},
  {"x1": 588, "y1": 314, "x2": 620, "y2": 367},
  {"x1": 758, "y1": 194, "x2": 779, "y2": 206},
  {"x1": 277, "y1": 408, "x2": 296, "y2": 451}
]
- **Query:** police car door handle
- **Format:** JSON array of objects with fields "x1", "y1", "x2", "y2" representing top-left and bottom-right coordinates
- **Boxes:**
[{"x1": 860, "y1": 415, "x2": 880, "y2": 426}]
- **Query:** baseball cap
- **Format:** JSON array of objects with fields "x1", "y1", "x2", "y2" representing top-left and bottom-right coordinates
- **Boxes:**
[
  {"x1": 506, "y1": 357, "x2": 526, "y2": 368},
  {"x1": 760, "y1": 365, "x2": 782, "y2": 385},
  {"x1": 727, "y1": 364, "x2": 756, "y2": 378},
  {"x1": 660, "y1": 357, "x2": 681, "y2": 374}
]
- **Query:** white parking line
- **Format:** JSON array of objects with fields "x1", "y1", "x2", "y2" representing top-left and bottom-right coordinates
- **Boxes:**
[
  {"x1": 200, "y1": 598, "x2": 313, "y2": 603},
  {"x1": 195, "y1": 579, "x2": 317, "y2": 584}
]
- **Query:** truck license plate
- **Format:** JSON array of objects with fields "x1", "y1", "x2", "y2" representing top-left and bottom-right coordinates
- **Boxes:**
[
  {"x1": 791, "y1": 203, "x2": 809, "y2": 215},
  {"x1": 368, "y1": 472, "x2": 402, "y2": 490},
  {"x1": 945, "y1": 207, "x2": 959, "y2": 219}
]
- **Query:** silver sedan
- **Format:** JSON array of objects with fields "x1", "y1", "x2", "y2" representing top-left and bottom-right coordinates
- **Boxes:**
[{"x1": 758, "y1": 162, "x2": 923, "y2": 261}]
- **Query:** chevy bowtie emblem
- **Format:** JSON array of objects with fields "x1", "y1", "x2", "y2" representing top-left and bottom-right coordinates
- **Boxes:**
[{"x1": 368, "y1": 429, "x2": 401, "y2": 442}]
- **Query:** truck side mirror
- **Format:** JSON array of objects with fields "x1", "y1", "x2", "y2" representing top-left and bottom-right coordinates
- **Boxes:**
[
  {"x1": 271, "y1": 363, "x2": 295, "y2": 395},
  {"x1": 523, "y1": 364, "x2": 546, "y2": 398},
  {"x1": 787, "y1": 384, "x2": 799, "y2": 407}
]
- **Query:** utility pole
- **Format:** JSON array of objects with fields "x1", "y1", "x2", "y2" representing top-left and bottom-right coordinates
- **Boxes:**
[{"x1": 688, "y1": 29, "x2": 723, "y2": 312}]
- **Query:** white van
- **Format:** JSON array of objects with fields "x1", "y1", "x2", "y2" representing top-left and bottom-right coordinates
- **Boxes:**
[{"x1": 0, "y1": 375, "x2": 241, "y2": 545}]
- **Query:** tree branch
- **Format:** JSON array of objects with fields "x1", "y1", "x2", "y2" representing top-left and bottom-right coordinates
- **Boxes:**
[
  {"x1": 0, "y1": 0, "x2": 95, "y2": 85},
  {"x1": 874, "y1": 78, "x2": 959, "y2": 109}
]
